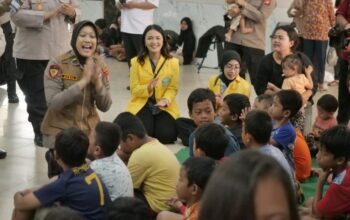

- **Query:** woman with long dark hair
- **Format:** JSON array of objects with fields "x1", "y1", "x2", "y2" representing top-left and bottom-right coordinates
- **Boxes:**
[
  {"x1": 178, "y1": 17, "x2": 196, "y2": 65},
  {"x1": 126, "y1": 24, "x2": 179, "y2": 144}
]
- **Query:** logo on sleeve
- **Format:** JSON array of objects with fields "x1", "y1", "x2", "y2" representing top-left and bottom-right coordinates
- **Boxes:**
[{"x1": 49, "y1": 65, "x2": 60, "y2": 79}]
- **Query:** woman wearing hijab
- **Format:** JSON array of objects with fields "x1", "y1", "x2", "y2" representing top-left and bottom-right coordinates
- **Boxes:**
[
  {"x1": 208, "y1": 50, "x2": 250, "y2": 108},
  {"x1": 178, "y1": 17, "x2": 196, "y2": 65},
  {"x1": 41, "y1": 20, "x2": 112, "y2": 177}
]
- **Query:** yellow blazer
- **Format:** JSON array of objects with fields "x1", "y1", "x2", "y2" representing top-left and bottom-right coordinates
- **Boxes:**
[
  {"x1": 208, "y1": 74, "x2": 251, "y2": 98},
  {"x1": 126, "y1": 55, "x2": 180, "y2": 119}
]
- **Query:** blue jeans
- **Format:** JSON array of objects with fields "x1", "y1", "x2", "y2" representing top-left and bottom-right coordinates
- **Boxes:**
[{"x1": 303, "y1": 39, "x2": 328, "y2": 85}]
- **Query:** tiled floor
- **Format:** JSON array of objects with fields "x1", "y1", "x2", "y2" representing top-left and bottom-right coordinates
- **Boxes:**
[{"x1": 0, "y1": 58, "x2": 338, "y2": 219}]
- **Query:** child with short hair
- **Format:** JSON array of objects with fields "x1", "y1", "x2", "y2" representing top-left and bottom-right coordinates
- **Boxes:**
[
  {"x1": 253, "y1": 94, "x2": 273, "y2": 111},
  {"x1": 13, "y1": 127, "x2": 110, "y2": 220},
  {"x1": 193, "y1": 123, "x2": 229, "y2": 160},
  {"x1": 242, "y1": 110, "x2": 293, "y2": 178},
  {"x1": 220, "y1": 93, "x2": 251, "y2": 149},
  {"x1": 176, "y1": 88, "x2": 240, "y2": 156},
  {"x1": 281, "y1": 53, "x2": 313, "y2": 95},
  {"x1": 306, "y1": 94, "x2": 338, "y2": 156},
  {"x1": 89, "y1": 121, "x2": 133, "y2": 201},
  {"x1": 113, "y1": 112, "x2": 180, "y2": 214},
  {"x1": 185, "y1": 88, "x2": 240, "y2": 157},
  {"x1": 176, "y1": 88, "x2": 217, "y2": 146},
  {"x1": 198, "y1": 150, "x2": 299, "y2": 220},
  {"x1": 157, "y1": 157, "x2": 216, "y2": 220},
  {"x1": 108, "y1": 197, "x2": 151, "y2": 220},
  {"x1": 269, "y1": 89, "x2": 303, "y2": 171},
  {"x1": 304, "y1": 125, "x2": 350, "y2": 219}
]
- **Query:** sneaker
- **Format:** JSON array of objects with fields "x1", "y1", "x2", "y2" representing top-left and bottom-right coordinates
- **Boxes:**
[{"x1": 8, "y1": 94, "x2": 19, "y2": 103}]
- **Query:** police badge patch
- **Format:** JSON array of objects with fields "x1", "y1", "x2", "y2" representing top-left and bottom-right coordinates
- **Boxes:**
[{"x1": 49, "y1": 65, "x2": 60, "y2": 79}]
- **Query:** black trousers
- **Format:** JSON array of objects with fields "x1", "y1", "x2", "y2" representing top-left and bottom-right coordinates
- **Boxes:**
[
  {"x1": 16, "y1": 59, "x2": 48, "y2": 135},
  {"x1": 175, "y1": 118, "x2": 197, "y2": 146},
  {"x1": 224, "y1": 42, "x2": 265, "y2": 88},
  {"x1": 0, "y1": 21, "x2": 17, "y2": 96},
  {"x1": 122, "y1": 32, "x2": 143, "y2": 66},
  {"x1": 136, "y1": 105, "x2": 177, "y2": 144},
  {"x1": 337, "y1": 58, "x2": 350, "y2": 125}
]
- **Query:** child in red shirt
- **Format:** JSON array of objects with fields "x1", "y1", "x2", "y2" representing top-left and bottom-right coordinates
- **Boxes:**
[{"x1": 301, "y1": 125, "x2": 350, "y2": 219}]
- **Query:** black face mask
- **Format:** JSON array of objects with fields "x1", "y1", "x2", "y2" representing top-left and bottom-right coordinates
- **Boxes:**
[{"x1": 70, "y1": 20, "x2": 99, "y2": 65}]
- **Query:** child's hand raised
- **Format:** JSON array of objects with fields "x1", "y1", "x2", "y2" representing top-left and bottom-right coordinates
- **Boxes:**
[
  {"x1": 239, "y1": 107, "x2": 251, "y2": 121},
  {"x1": 304, "y1": 65, "x2": 313, "y2": 76},
  {"x1": 165, "y1": 197, "x2": 183, "y2": 211}
]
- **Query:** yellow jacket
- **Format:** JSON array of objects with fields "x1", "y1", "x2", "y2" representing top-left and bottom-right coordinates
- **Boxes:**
[
  {"x1": 126, "y1": 56, "x2": 180, "y2": 119},
  {"x1": 208, "y1": 74, "x2": 251, "y2": 98}
]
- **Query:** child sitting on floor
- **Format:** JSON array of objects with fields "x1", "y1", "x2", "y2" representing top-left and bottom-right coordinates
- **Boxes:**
[
  {"x1": 193, "y1": 123, "x2": 229, "y2": 161},
  {"x1": 301, "y1": 125, "x2": 350, "y2": 219},
  {"x1": 253, "y1": 94, "x2": 273, "y2": 112},
  {"x1": 13, "y1": 127, "x2": 110, "y2": 220},
  {"x1": 306, "y1": 94, "x2": 338, "y2": 157},
  {"x1": 88, "y1": 121, "x2": 133, "y2": 201},
  {"x1": 220, "y1": 93, "x2": 251, "y2": 149},
  {"x1": 157, "y1": 157, "x2": 216, "y2": 220},
  {"x1": 269, "y1": 89, "x2": 303, "y2": 171}
]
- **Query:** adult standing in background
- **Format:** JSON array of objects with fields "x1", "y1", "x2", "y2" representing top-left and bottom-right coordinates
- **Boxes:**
[
  {"x1": 11, "y1": 0, "x2": 80, "y2": 146},
  {"x1": 302, "y1": 0, "x2": 335, "y2": 91},
  {"x1": 224, "y1": 0, "x2": 276, "y2": 91},
  {"x1": 335, "y1": 0, "x2": 350, "y2": 126},
  {"x1": 116, "y1": 0, "x2": 159, "y2": 66},
  {"x1": 0, "y1": 10, "x2": 18, "y2": 104}
]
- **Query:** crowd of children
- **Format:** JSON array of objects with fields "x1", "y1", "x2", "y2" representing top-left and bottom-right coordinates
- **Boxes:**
[
  {"x1": 11, "y1": 83, "x2": 350, "y2": 220},
  {"x1": 9, "y1": 8, "x2": 350, "y2": 220}
]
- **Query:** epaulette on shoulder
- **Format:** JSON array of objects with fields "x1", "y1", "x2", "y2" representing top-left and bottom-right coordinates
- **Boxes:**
[{"x1": 57, "y1": 51, "x2": 76, "y2": 63}]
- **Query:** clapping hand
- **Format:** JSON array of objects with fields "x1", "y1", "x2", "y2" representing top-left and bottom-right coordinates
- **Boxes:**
[{"x1": 147, "y1": 78, "x2": 158, "y2": 93}]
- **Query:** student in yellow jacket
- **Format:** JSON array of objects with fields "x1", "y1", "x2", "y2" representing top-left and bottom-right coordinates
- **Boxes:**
[
  {"x1": 208, "y1": 50, "x2": 251, "y2": 108},
  {"x1": 126, "y1": 24, "x2": 179, "y2": 144}
]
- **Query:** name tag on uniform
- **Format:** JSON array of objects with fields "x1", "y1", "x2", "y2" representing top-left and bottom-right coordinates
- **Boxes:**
[{"x1": 62, "y1": 73, "x2": 78, "y2": 81}]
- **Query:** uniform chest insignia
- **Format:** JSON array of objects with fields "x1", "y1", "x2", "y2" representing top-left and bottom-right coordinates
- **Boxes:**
[
  {"x1": 263, "y1": 0, "x2": 271, "y2": 5},
  {"x1": 62, "y1": 73, "x2": 79, "y2": 81},
  {"x1": 49, "y1": 65, "x2": 60, "y2": 79}
]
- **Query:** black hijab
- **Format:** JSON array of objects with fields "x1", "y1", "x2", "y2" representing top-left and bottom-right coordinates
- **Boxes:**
[
  {"x1": 218, "y1": 50, "x2": 241, "y2": 87},
  {"x1": 71, "y1": 20, "x2": 99, "y2": 65}
]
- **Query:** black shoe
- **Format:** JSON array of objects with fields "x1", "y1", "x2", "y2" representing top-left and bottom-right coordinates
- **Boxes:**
[
  {"x1": 34, "y1": 134, "x2": 43, "y2": 147},
  {"x1": 8, "y1": 94, "x2": 19, "y2": 103},
  {"x1": 0, "y1": 148, "x2": 7, "y2": 159},
  {"x1": 45, "y1": 149, "x2": 63, "y2": 178}
]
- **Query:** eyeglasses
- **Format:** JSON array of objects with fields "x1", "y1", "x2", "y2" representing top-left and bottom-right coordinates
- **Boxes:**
[{"x1": 224, "y1": 64, "x2": 240, "y2": 70}]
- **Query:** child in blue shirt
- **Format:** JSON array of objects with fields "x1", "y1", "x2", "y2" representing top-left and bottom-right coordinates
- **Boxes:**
[
  {"x1": 269, "y1": 90, "x2": 303, "y2": 170},
  {"x1": 13, "y1": 127, "x2": 110, "y2": 220}
]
